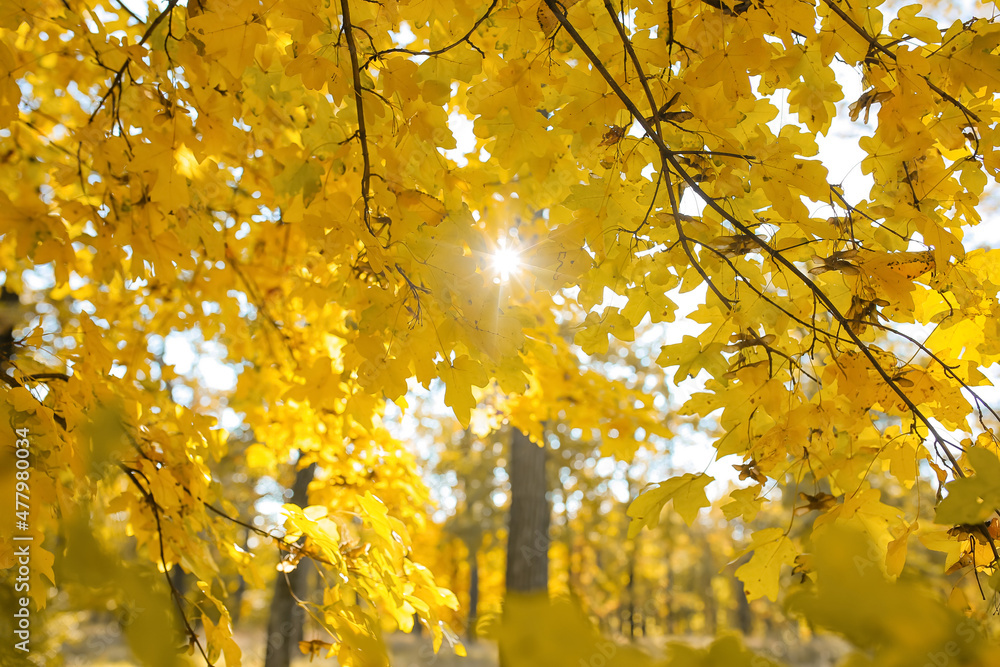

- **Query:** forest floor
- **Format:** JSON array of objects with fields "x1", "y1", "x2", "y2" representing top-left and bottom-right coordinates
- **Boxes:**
[
  {"x1": 67, "y1": 626, "x2": 849, "y2": 666},
  {"x1": 380, "y1": 633, "x2": 849, "y2": 667}
]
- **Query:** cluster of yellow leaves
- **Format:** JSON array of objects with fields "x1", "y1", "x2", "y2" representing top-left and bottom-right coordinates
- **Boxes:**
[
  {"x1": 2, "y1": 0, "x2": 1000, "y2": 659},
  {"x1": 281, "y1": 495, "x2": 464, "y2": 663}
]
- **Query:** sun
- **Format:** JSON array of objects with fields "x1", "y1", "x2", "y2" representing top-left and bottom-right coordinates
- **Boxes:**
[{"x1": 491, "y1": 244, "x2": 522, "y2": 283}]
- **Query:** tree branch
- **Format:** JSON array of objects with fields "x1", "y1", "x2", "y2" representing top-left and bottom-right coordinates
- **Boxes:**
[
  {"x1": 592, "y1": 0, "x2": 732, "y2": 305},
  {"x1": 541, "y1": 0, "x2": 969, "y2": 480},
  {"x1": 362, "y1": 0, "x2": 498, "y2": 69},
  {"x1": 119, "y1": 463, "x2": 213, "y2": 665},
  {"x1": 89, "y1": 0, "x2": 181, "y2": 122},
  {"x1": 820, "y1": 0, "x2": 980, "y2": 123},
  {"x1": 340, "y1": 0, "x2": 375, "y2": 235},
  {"x1": 698, "y1": 0, "x2": 753, "y2": 15}
]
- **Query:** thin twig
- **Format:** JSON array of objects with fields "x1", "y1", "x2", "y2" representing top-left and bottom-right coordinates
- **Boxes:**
[
  {"x1": 821, "y1": 0, "x2": 980, "y2": 123},
  {"x1": 119, "y1": 463, "x2": 213, "y2": 665},
  {"x1": 600, "y1": 0, "x2": 733, "y2": 306},
  {"x1": 89, "y1": 0, "x2": 181, "y2": 122},
  {"x1": 22, "y1": 372, "x2": 70, "y2": 382},
  {"x1": 110, "y1": 0, "x2": 145, "y2": 25},
  {"x1": 362, "y1": 0, "x2": 498, "y2": 68}
]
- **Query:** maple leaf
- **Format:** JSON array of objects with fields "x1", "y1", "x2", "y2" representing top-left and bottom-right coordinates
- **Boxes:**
[
  {"x1": 735, "y1": 527, "x2": 798, "y2": 602},
  {"x1": 848, "y1": 89, "x2": 893, "y2": 123},
  {"x1": 794, "y1": 491, "x2": 840, "y2": 516},
  {"x1": 597, "y1": 125, "x2": 625, "y2": 147},
  {"x1": 437, "y1": 355, "x2": 489, "y2": 427},
  {"x1": 936, "y1": 448, "x2": 1000, "y2": 526},
  {"x1": 8, "y1": 0, "x2": 1000, "y2": 660},
  {"x1": 722, "y1": 486, "x2": 763, "y2": 522},
  {"x1": 656, "y1": 336, "x2": 730, "y2": 383},
  {"x1": 627, "y1": 473, "x2": 713, "y2": 536}
]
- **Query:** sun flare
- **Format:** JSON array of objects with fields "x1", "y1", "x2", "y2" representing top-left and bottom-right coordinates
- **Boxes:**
[{"x1": 491, "y1": 245, "x2": 522, "y2": 283}]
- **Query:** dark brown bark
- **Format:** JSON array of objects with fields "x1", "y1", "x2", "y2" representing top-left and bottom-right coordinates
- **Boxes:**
[
  {"x1": 504, "y1": 428, "x2": 549, "y2": 593},
  {"x1": 0, "y1": 286, "x2": 21, "y2": 368},
  {"x1": 466, "y1": 547, "x2": 479, "y2": 641},
  {"x1": 499, "y1": 428, "x2": 550, "y2": 667},
  {"x1": 733, "y1": 575, "x2": 753, "y2": 635},
  {"x1": 169, "y1": 564, "x2": 187, "y2": 599},
  {"x1": 230, "y1": 528, "x2": 250, "y2": 626},
  {"x1": 264, "y1": 460, "x2": 317, "y2": 667}
]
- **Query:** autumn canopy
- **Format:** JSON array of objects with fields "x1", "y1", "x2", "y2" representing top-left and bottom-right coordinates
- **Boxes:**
[{"x1": 3, "y1": 0, "x2": 1000, "y2": 663}]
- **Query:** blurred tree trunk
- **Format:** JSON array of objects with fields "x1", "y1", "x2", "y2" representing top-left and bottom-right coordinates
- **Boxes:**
[
  {"x1": 170, "y1": 564, "x2": 187, "y2": 599},
  {"x1": 504, "y1": 428, "x2": 550, "y2": 592},
  {"x1": 466, "y1": 546, "x2": 479, "y2": 641},
  {"x1": 293, "y1": 556, "x2": 314, "y2": 647},
  {"x1": 230, "y1": 527, "x2": 250, "y2": 626},
  {"x1": 700, "y1": 535, "x2": 717, "y2": 635},
  {"x1": 0, "y1": 286, "x2": 21, "y2": 367},
  {"x1": 733, "y1": 575, "x2": 753, "y2": 635},
  {"x1": 565, "y1": 522, "x2": 576, "y2": 596},
  {"x1": 728, "y1": 551, "x2": 753, "y2": 635},
  {"x1": 169, "y1": 564, "x2": 189, "y2": 638},
  {"x1": 627, "y1": 559, "x2": 636, "y2": 640},
  {"x1": 664, "y1": 556, "x2": 675, "y2": 635},
  {"x1": 500, "y1": 428, "x2": 550, "y2": 667},
  {"x1": 264, "y1": 460, "x2": 316, "y2": 667}
]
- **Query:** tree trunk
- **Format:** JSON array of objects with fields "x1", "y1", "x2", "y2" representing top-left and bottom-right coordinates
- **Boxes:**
[
  {"x1": 626, "y1": 554, "x2": 636, "y2": 641},
  {"x1": 264, "y1": 460, "x2": 316, "y2": 667},
  {"x1": 733, "y1": 575, "x2": 753, "y2": 635},
  {"x1": 566, "y1": 525, "x2": 575, "y2": 598},
  {"x1": 499, "y1": 428, "x2": 550, "y2": 667},
  {"x1": 170, "y1": 564, "x2": 187, "y2": 599},
  {"x1": 0, "y1": 286, "x2": 20, "y2": 367},
  {"x1": 293, "y1": 556, "x2": 313, "y2": 647},
  {"x1": 504, "y1": 428, "x2": 549, "y2": 592},
  {"x1": 466, "y1": 546, "x2": 479, "y2": 641},
  {"x1": 699, "y1": 535, "x2": 717, "y2": 635},
  {"x1": 664, "y1": 556, "x2": 675, "y2": 635},
  {"x1": 230, "y1": 528, "x2": 250, "y2": 627}
]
